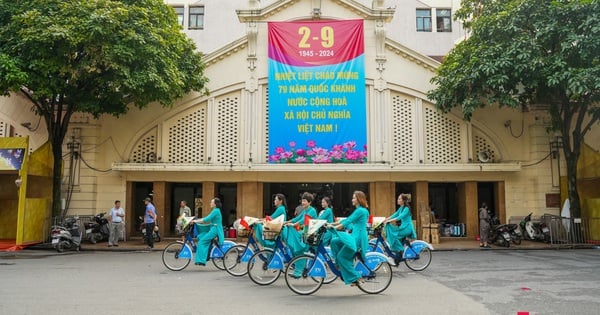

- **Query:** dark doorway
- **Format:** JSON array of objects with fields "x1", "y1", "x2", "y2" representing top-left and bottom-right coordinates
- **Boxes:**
[
  {"x1": 216, "y1": 183, "x2": 237, "y2": 227},
  {"x1": 262, "y1": 183, "x2": 369, "y2": 219},
  {"x1": 133, "y1": 182, "x2": 153, "y2": 235},
  {"x1": 477, "y1": 182, "x2": 495, "y2": 217},
  {"x1": 171, "y1": 183, "x2": 202, "y2": 233},
  {"x1": 428, "y1": 183, "x2": 459, "y2": 224}
]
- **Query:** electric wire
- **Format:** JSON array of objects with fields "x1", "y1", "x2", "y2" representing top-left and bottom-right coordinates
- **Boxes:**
[
  {"x1": 79, "y1": 153, "x2": 113, "y2": 172},
  {"x1": 521, "y1": 152, "x2": 552, "y2": 167}
]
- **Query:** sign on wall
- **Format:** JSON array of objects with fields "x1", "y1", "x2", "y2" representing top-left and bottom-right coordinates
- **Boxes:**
[
  {"x1": 268, "y1": 19, "x2": 367, "y2": 163},
  {"x1": 0, "y1": 148, "x2": 24, "y2": 170}
]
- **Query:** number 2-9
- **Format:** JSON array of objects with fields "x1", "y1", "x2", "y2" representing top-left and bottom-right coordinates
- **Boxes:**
[{"x1": 298, "y1": 26, "x2": 334, "y2": 48}]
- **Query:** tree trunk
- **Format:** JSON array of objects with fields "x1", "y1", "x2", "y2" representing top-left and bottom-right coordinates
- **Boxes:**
[
  {"x1": 51, "y1": 139, "x2": 63, "y2": 218},
  {"x1": 563, "y1": 142, "x2": 581, "y2": 219}
]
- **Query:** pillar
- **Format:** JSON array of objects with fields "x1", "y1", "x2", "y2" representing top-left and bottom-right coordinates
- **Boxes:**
[
  {"x1": 495, "y1": 181, "x2": 506, "y2": 223},
  {"x1": 414, "y1": 181, "x2": 429, "y2": 228},
  {"x1": 153, "y1": 181, "x2": 167, "y2": 232},
  {"x1": 369, "y1": 182, "x2": 394, "y2": 217},
  {"x1": 237, "y1": 182, "x2": 262, "y2": 218},
  {"x1": 458, "y1": 181, "x2": 478, "y2": 238},
  {"x1": 202, "y1": 182, "x2": 216, "y2": 217}
]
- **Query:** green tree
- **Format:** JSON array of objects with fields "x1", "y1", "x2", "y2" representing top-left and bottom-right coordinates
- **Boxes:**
[
  {"x1": 0, "y1": 0, "x2": 208, "y2": 217},
  {"x1": 427, "y1": 0, "x2": 599, "y2": 218}
]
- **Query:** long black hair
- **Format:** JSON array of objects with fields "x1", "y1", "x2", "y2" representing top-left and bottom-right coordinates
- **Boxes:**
[
  {"x1": 213, "y1": 197, "x2": 223, "y2": 208},
  {"x1": 275, "y1": 193, "x2": 287, "y2": 208}
]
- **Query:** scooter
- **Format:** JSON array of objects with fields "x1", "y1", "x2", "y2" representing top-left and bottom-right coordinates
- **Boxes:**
[
  {"x1": 85, "y1": 212, "x2": 110, "y2": 244},
  {"x1": 489, "y1": 216, "x2": 512, "y2": 247},
  {"x1": 138, "y1": 216, "x2": 161, "y2": 243},
  {"x1": 51, "y1": 217, "x2": 82, "y2": 252},
  {"x1": 519, "y1": 212, "x2": 550, "y2": 242}
]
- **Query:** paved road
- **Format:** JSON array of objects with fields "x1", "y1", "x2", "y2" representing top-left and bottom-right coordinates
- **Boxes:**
[{"x1": 0, "y1": 249, "x2": 598, "y2": 315}]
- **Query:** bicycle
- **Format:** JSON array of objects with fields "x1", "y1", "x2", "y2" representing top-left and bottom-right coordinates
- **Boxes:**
[
  {"x1": 222, "y1": 223, "x2": 262, "y2": 277},
  {"x1": 246, "y1": 228, "x2": 295, "y2": 285},
  {"x1": 284, "y1": 224, "x2": 392, "y2": 295},
  {"x1": 368, "y1": 224, "x2": 433, "y2": 271},
  {"x1": 162, "y1": 222, "x2": 236, "y2": 271}
]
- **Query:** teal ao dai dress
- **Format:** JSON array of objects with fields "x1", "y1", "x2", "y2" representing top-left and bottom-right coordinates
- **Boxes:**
[
  {"x1": 194, "y1": 207, "x2": 224, "y2": 265},
  {"x1": 384, "y1": 205, "x2": 417, "y2": 252},
  {"x1": 330, "y1": 206, "x2": 369, "y2": 285}
]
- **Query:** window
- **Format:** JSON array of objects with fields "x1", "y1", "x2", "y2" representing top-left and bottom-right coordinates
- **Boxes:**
[
  {"x1": 172, "y1": 6, "x2": 184, "y2": 27},
  {"x1": 416, "y1": 9, "x2": 432, "y2": 32},
  {"x1": 436, "y1": 9, "x2": 452, "y2": 32},
  {"x1": 189, "y1": 6, "x2": 204, "y2": 29}
]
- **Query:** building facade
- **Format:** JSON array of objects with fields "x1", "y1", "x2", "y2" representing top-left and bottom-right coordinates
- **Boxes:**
[{"x1": 1, "y1": 0, "x2": 598, "y2": 241}]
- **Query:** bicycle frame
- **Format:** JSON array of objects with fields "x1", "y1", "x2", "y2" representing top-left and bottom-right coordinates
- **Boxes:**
[
  {"x1": 265, "y1": 235, "x2": 294, "y2": 269},
  {"x1": 175, "y1": 225, "x2": 236, "y2": 260},
  {"x1": 303, "y1": 230, "x2": 389, "y2": 280},
  {"x1": 238, "y1": 226, "x2": 262, "y2": 263},
  {"x1": 369, "y1": 232, "x2": 432, "y2": 262}
]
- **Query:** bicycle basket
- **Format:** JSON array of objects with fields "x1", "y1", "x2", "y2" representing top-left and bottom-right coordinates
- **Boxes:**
[{"x1": 262, "y1": 230, "x2": 279, "y2": 240}]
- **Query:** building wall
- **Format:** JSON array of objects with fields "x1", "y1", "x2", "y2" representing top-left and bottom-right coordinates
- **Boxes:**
[{"x1": 0, "y1": 0, "x2": 597, "y2": 238}]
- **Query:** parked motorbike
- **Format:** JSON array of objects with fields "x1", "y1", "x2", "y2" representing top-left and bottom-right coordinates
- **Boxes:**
[
  {"x1": 51, "y1": 217, "x2": 82, "y2": 252},
  {"x1": 519, "y1": 212, "x2": 550, "y2": 243},
  {"x1": 489, "y1": 216, "x2": 512, "y2": 247},
  {"x1": 507, "y1": 223, "x2": 523, "y2": 245},
  {"x1": 138, "y1": 216, "x2": 161, "y2": 243},
  {"x1": 85, "y1": 212, "x2": 110, "y2": 244}
]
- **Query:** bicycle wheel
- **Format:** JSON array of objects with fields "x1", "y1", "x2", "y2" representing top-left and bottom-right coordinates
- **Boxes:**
[
  {"x1": 404, "y1": 246, "x2": 432, "y2": 271},
  {"x1": 247, "y1": 249, "x2": 281, "y2": 285},
  {"x1": 285, "y1": 255, "x2": 324, "y2": 295},
  {"x1": 223, "y1": 245, "x2": 249, "y2": 276},
  {"x1": 162, "y1": 242, "x2": 191, "y2": 271},
  {"x1": 323, "y1": 261, "x2": 338, "y2": 284},
  {"x1": 211, "y1": 247, "x2": 227, "y2": 270},
  {"x1": 357, "y1": 261, "x2": 392, "y2": 294}
]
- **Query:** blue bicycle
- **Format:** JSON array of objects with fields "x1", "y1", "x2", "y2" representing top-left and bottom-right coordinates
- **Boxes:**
[
  {"x1": 223, "y1": 224, "x2": 262, "y2": 277},
  {"x1": 284, "y1": 225, "x2": 392, "y2": 295},
  {"x1": 246, "y1": 229, "x2": 295, "y2": 285},
  {"x1": 369, "y1": 224, "x2": 433, "y2": 271},
  {"x1": 162, "y1": 222, "x2": 236, "y2": 271}
]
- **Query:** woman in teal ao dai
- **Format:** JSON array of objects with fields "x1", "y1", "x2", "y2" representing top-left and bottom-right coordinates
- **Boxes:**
[
  {"x1": 384, "y1": 194, "x2": 417, "y2": 253},
  {"x1": 255, "y1": 193, "x2": 287, "y2": 247},
  {"x1": 193, "y1": 197, "x2": 225, "y2": 265},
  {"x1": 318, "y1": 196, "x2": 335, "y2": 246},
  {"x1": 283, "y1": 192, "x2": 317, "y2": 256},
  {"x1": 330, "y1": 191, "x2": 370, "y2": 286}
]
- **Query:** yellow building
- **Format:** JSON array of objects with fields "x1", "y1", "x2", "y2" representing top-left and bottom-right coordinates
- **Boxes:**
[{"x1": 0, "y1": 0, "x2": 598, "y2": 244}]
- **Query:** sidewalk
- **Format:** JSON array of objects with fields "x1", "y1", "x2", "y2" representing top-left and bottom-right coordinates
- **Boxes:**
[{"x1": 4, "y1": 236, "x2": 559, "y2": 255}]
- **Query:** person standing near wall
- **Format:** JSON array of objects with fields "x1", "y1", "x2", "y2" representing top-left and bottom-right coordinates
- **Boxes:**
[
  {"x1": 479, "y1": 202, "x2": 491, "y2": 248},
  {"x1": 143, "y1": 197, "x2": 157, "y2": 249},
  {"x1": 108, "y1": 200, "x2": 125, "y2": 247}
]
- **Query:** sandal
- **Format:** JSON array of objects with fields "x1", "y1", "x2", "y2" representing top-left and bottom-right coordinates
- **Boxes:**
[{"x1": 350, "y1": 279, "x2": 364, "y2": 287}]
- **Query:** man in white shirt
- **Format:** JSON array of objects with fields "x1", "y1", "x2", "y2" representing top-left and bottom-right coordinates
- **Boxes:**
[{"x1": 108, "y1": 200, "x2": 125, "y2": 247}]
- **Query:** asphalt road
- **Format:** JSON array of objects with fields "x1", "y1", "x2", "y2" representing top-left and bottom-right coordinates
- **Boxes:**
[{"x1": 0, "y1": 248, "x2": 598, "y2": 315}]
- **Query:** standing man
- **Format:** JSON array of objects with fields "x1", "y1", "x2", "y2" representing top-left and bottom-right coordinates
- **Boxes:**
[
  {"x1": 108, "y1": 200, "x2": 125, "y2": 247},
  {"x1": 144, "y1": 197, "x2": 157, "y2": 249},
  {"x1": 176, "y1": 200, "x2": 192, "y2": 234}
]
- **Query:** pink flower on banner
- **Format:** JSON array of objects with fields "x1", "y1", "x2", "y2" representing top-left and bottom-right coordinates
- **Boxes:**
[
  {"x1": 329, "y1": 150, "x2": 343, "y2": 160},
  {"x1": 343, "y1": 141, "x2": 356, "y2": 149},
  {"x1": 275, "y1": 146, "x2": 285, "y2": 154},
  {"x1": 313, "y1": 155, "x2": 332, "y2": 163},
  {"x1": 281, "y1": 151, "x2": 293, "y2": 159},
  {"x1": 296, "y1": 148, "x2": 306, "y2": 156},
  {"x1": 295, "y1": 156, "x2": 308, "y2": 163},
  {"x1": 270, "y1": 155, "x2": 281, "y2": 162},
  {"x1": 306, "y1": 140, "x2": 316, "y2": 148},
  {"x1": 288, "y1": 141, "x2": 296, "y2": 148},
  {"x1": 332, "y1": 144, "x2": 343, "y2": 152}
]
